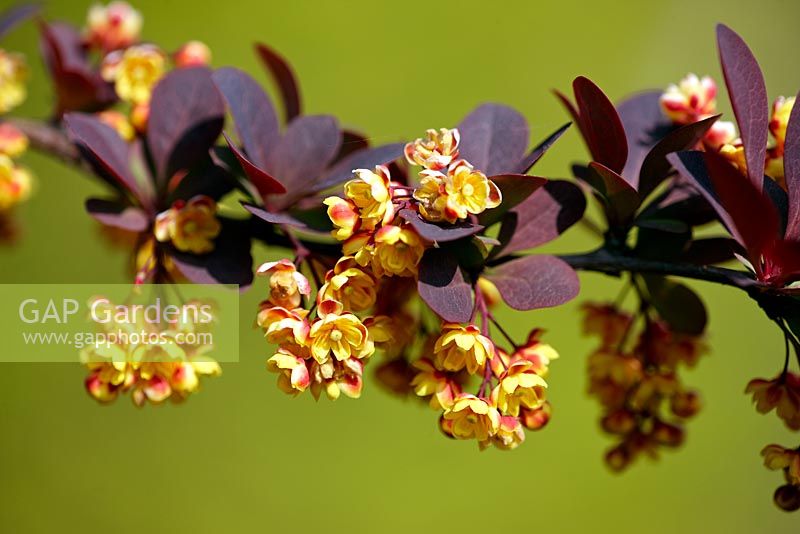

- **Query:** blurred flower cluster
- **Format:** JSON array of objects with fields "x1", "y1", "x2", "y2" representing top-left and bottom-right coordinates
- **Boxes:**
[
  {"x1": 82, "y1": 296, "x2": 221, "y2": 406},
  {"x1": 582, "y1": 301, "x2": 707, "y2": 471}
]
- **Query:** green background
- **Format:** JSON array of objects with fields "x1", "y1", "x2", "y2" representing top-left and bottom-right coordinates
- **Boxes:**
[{"x1": 2, "y1": 0, "x2": 800, "y2": 532}]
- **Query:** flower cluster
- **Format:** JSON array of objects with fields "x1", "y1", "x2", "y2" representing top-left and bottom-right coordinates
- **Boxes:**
[
  {"x1": 260, "y1": 257, "x2": 400, "y2": 401},
  {"x1": 0, "y1": 49, "x2": 28, "y2": 114},
  {"x1": 762, "y1": 444, "x2": 800, "y2": 511},
  {"x1": 660, "y1": 73, "x2": 736, "y2": 149},
  {"x1": 582, "y1": 302, "x2": 707, "y2": 471},
  {"x1": 406, "y1": 129, "x2": 501, "y2": 223},
  {"x1": 82, "y1": 296, "x2": 221, "y2": 406},
  {"x1": 412, "y1": 327, "x2": 556, "y2": 451},
  {"x1": 83, "y1": 2, "x2": 212, "y2": 136},
  {"x1": 0, "y1": 123, "x2": 32, "y2": 214}
]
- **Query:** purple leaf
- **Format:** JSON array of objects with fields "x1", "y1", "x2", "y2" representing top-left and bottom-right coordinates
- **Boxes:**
[
  {"x1": 85, "y1": 198, "x2": 148, "y2": 232},
  {"x1": 493, "y1": 180, "x2": 586, "y2": 256},
  {"x1": 617, "y1": 91, "x2": 674, "y2": 183},
  {"x1": 681, "y1": 237, "x2": 742, "y2": 265},
  {"x1": 212, "y1": 68, "x2": 280, "y2": 170},
  {"x1": 243, "y1": 203, "x2": 306, "y2": 228},
  {"x1": 585, "y1": 162, "x2": 640, "y2": 227},
  {"x1": 784, "y1": 90, "x2": 800, "y2": 240},
  {"x1": 333, "y1": 129, "x2": 369, "y2": 164},
  {"x1": 267, "y1": 115, "x2": 341, "y2": 204},
  {"x1": 64, "y1": 113, "x2": 142, "y2": 200},
  {"x1": 399, "y1": 209, "x2": 483, "y2": 243},
  {"x1": 457, "y1": 103, "x2": 529, "y2": 176},
  {"x1": 487, "y1": 255, "x2": 579, "y2": 310},
  {"x1": 418, "y1": 248, "x2": 473, "y2": 323},
  {"x1": 0, "y1": 3, "x2": 40, "y2": 39},
  {"x1": 223, "y1": 132, "x2": 286, "y2": 199},
  {"x1": 573, "y1": 76, "x2": 628, "y2": 175},
  {"x1": 478, "y1": 174, "x2": 547, "y2": 226},
  {"x1": 314, "y1": 142, "x2": 404, "y2": 194},
  {"x1": 254, "y1": 42, "x2": 301, "y2": 123},
  {"x1": 169, "y1": 217, "x2": 253, "y2": 287},
  {"x1": 637, "y1": 114, "x2": 719, "y2": 199},
  {"x1": 514, "y1": 122, "x2": 571, "y2": 174},
  {"x1": 147, "y1": 67, "x2": 225, "y2": 181},
  {"x1": 717, "y1": 24, "x2": 769, "y2": 189}
]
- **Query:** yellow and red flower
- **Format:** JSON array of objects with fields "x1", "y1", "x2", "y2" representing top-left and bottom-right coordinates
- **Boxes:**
[
  {"x1": 762, "y1": 444, "x2": 800, "y2": 485},
  {"x1": 441, "y1": 393, "x2": 500, "y2": 441},
  {"x1": 267, "y1": 347, "x2": 311, "y2": 396},
  {"x1": 410, "y1": 357, "x2": 461, "y2": 410},
  {"x1": 0, "y1": 49, "x2": 28, "y2": 113},
  {"x1": 257, "y1": 258, "x2": 311, "y2": 310},
  {"x1": 101, "y1": 44, "x2": 166, "y2": 105},
  {"x1": 581, "y1": 302, "x2": 633, "y2": 348},
  {"x1": 174, "y1": 41, "x2": 212, "y2": 68},
  {"x1": 770, "y1": 96, "x2": 795, "y2": 153},
  {"x1": 310, "y1": 357, "x2": 364, "y2": 400},
  {"x1": 318, "y1": 256, "x2": 377, "y2": 311},
  {"x1": 746, "y1": 373, "x2": 800, "y2": 430},
  {"x1": 0, "y1": 154, "x2": 31, "y2": 212},
  {"x1": 370, "y1": 224, "x2": 425, "y2": 277},
  {"x1": 434, "y1": 323, "x2": 495, "y2": 375},
  {"x1": 97, "y1": 110, "x2": 136, "y2": 141},
  {"x1": 0, "y1": 123, "x2": 28, "y2": 158},
  {"x1": 404, "y1": 127, "x2": 460, "y2": 170},
  {"x1": 256, "y1": 305, "x2": 310, "y2": 349},
  {"x1": 85, "y1": 1, "x2": 143, "y2": 52},
  {"x1": 324, "y1": 196, "x2": 361, "y2": 240},
  {"x1": 344, "y1": 165, "x2": 395, "y2": 227},
  {"x1": 309, "y1": 299, "x2": 374, "y2": 363},
  {"x1": 492, "y1": 360, "x2": 548, "y2": 417},
  {"x1": 480, "y1": 415, "x2": 525, "y2": 451},
  {"x1": 154, "y1": 195, "x2": 221, "y2": 254},
  {"x1": 660, "y1": 73, "x2": 717, "y2": 124}
]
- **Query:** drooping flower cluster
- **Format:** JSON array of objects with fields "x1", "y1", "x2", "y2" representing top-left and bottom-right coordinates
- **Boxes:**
[
  {"x1": 582, "y1": 302, "x2": 707, "y2": 471},
  {"x1": 746, "y1": 372, "x2": 800, "y2": 430},
  {"x1": 660, "y1": 73, "x2": 736, "y2": 149},
  {"x1": 259, "y1": 257, "x2": 402, "y2": 400},
  {"x1": 761, "y1": 444, "x2": 800, "y2": 511},
  {"x1": 82, "y1": 296, "x2": 221, "y2": 406},
  {"x1": 405, "y1": 129, "x2": 501, "y2": 223},
  {"x1": 412, "y1": 327, "x2": 556, "y2": 451}
]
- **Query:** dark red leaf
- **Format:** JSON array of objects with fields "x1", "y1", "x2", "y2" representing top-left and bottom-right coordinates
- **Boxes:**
[
  {"x1": 487, "y1": 255, "x2": 579, "y2": 311},
  {"x1": 514, "y1": 122, "x2": 570, "y2": 174},
  {"x1": 267, "y1": 115, "x2": 341, "y2": 205},
  {"x1": 212, "y1": 67, "x2": 280, "y2": 170},
  {"x1": 573, "y1": 76, "x2": 628, "y2": 175},
  {"x1": 643, "y1": 276, "x2": 707, "y2": 335},
  {"x1": 85, "y1": 198, "x2": 148, "y2": 232},
  {"x1": 243, "y1": 203, "x2": 306, "y2": 228},
  {"x1": 681, "y1": 237, "x2": 742, "y2": 265},
  {"x1": 784, "y1": 90, "x2": 800, "y2": 240},
  {"x1": 717, "y1": 24, "x2": 769, "y2": 189},
  {"x1": 167, "y1": 160, "x2": 236, "y2": 203},
  {"x1": 704, "y1": 150, "x2": 779, "y2": 261},
  {"x1": 169, "y1": 217, "x2": 253, "y2": 287},
  {"x1": 457, "y1": 103, "x2": 529, "y2": 176},
  {"x1": 147, "y1": 67, "x2": 225, "y2": 181},
  {"x1": 617, "y1": 91, "x2": 674, "y2": 183},
  {"x1": 0, "y1": 3, "x2": 40, "y2": 39},
  {"x1": 418, "y1": 248, "x2": 473, "y2": 323},
  {"x1": 585, "y1": 162, "x2": 640, "y2": 227},
  {"x1": 493, "y1": 180, "x2": 586, "y2": 257},
  {"x1": 478, "y1": 174, "x2": 547, "y2": 226},
  {"x1": 399, "y1": 209, "x2": 483, "y2": 243},
  {"x1": 254, "y1": 42, "x2": 301, "y2": 123},
  {"x1": 64, "y1": 113, "x2": 142, "y2": 200},
  {"x1": 333, "y1": 130, "x2": 369, "y2": 164},
  {"x1": 222, "y1": 132, "x2": 286, "y2": 199},
  {"x1": 638, "y1": 115, "x2": 719, "y2": 199},
  {"x1": 313, "y1": 142, "x2": 404, "y2": 194}
]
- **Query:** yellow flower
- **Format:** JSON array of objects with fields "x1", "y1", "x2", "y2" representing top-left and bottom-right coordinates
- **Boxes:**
[
  {"x1": 0, "y1": 154, "x2": 32, "y2": 211},
  {"x1": 318, "y1": 256, "x2": 377, "y2": 311},
  {"x1": 85, "y1": 1, "x2": 143, "y2": 52},
  {"x1": 762, "y1": 444, "x2": 800, "y2": 485},
  {"x1": 442, "y1": 393, "x2": 500, "y2": 441},
  {"x1": 0, "y1": 49, "x2": 27, "y2": 113},
  {"x1": 410, "y1": 357, "x2": 461, "y2": 410},
  {"x1": 719, "y1": 141, "x2": 746, "y2": 172},
  {"x1": 174, "y1": 41, "x2": 212, "y2": 68},
  {"x1": 520, "y1": 401, "x2": 551, "y2": 431},
  {"x1": 371, "y1": 224, "x2": 425, "y2": 277},
  {"x1": 444, "y1": 161, "x2": 501, "y2": 220},
  {"x1": 404, "y1": 128, "x2": 460, "y2": 170},
  {"x1": 480, "y1": 415, "x2": 525, "y2": 451},
  {"x1": 267, "y1": 347, "x2": 311, "y2": 396},
  {"x1": 492, "y1": 360, "x2": 548, "y2": 417},
  {"x1": 746, "y1": 373, "x2": 800, "y2": 430},
  {"x1": 324, "y1": 196, "x2": 361, "y2": 240},
  {"x1": 310, "y1": 357, "x2": 364, "y2": 400},
  {"x1": 344, "y1": 165, "x2": 394, "y2": 227},
  {"x1": 101, "y1": 44, "x2": 166, "y2": 105},
  {"x1": 342, "y1": 231, "x2": 374, "y2": 267},
  {"x1": 154, "y1": 195, "x2": 221, "y2": 254},
  {"x1": 434, "y1": 323, "x2": 495, "y2": 375},
  {"x1": 97, "y1": 110, "x2": 135, "y2": 141},
  {"x1": 770, "y1": 96, "x2": 795, "y2": 152},
  {"x1": 412, "y1": 170, "x2": 449, "y2": 222},
  {"x1": 659, "y1": 73, "x2": 717, "y2": 124},
  {"x1": 308, "y1": 299, "x2": 374, "y2": 363},
  {"x1": 256, "y1": 305, "x2": 310, "y2": 348},
  {"x1": 257, "y1": 258, "x2": 311, "y2": 309},
  {"x1": 0, "y1": 123, "x2": 28, "y2": 158},
  {"x1": 704, "y1": 120, "x2": 737, "y2": 150},
  {"x1": 511, "y1": 328, "x2": 559, "y2": 377}
]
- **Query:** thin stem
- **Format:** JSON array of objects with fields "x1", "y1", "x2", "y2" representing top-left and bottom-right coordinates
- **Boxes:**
[{"x1": 489, "y1": 314, "x2": 518, "y2": 351}]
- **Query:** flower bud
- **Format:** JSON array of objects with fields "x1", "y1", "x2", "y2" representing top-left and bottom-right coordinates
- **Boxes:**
[
  {"x1": 85, "y1": 1, "x2": 143, "y2": 52},
  {"x1": 174, "y1": 40, "x2": 212, "y2": 68},
  {"x1": 774, "y1": 484, "x2": 800, "y2": 512}
]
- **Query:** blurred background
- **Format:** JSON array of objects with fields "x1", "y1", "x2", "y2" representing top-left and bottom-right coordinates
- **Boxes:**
[{"x1": 2, "y1": 0, "x2": 800, "y2": 532}]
